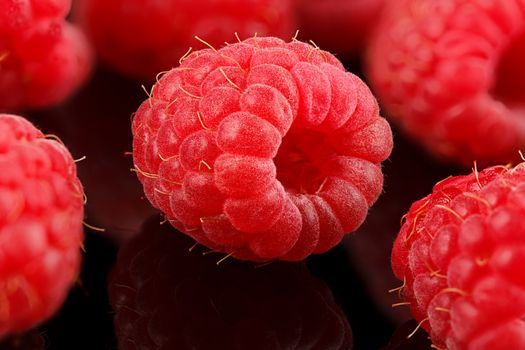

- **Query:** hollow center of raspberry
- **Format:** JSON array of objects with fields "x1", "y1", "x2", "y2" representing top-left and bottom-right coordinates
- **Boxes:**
[
  {"x1": 274, "y1": 129, "x2": 336, "y2": 194},
  {"x1": 491, "y1": 30, "x2": 525, "y2": 111}
]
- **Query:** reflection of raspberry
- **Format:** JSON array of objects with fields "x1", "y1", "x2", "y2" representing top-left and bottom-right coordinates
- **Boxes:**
[
  {"x1": 0, "y1": 329, "x2": 45, "y2": 349},
  {"x1": 110, "y1": 217, "x2": 353, "y2": 349},
  {"x1": 132, "y1": 36, "x2": 393, "y2": 261},
  {"x1": 74, "y1": 0, "x2": 296, "y2": 80},
  {"x1": 0, "y1": 0, "x2": 92, "y2": 111},
  {"x1": 381, "y1": 320, "x2": 431, "y2": 350},
  {"x1": 297, "y1": 0, "x2": 385, "y2": 58},
  {"x1": 0, "y1": 114, "x2": 84, "y2": 339},
  {"x1": 367, "y1": 0, "x2": 525, "y2": 165},
  {"x1": 391, "y1": 163, "x2": 525, "y2": 349}
]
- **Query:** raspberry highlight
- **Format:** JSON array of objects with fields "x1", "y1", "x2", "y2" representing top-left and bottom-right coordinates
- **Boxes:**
[
  {"x1": 132, "y1": 36, "x2": 393, "y2": 261},
  {"x1": 0, "y1": 114, "x2": 84, "y2": 338}
]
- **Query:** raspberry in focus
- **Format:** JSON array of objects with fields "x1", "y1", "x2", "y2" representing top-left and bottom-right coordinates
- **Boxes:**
[
  {"x1": 367, "y1": 0, "x2": 525, "y2": 165},
  {"x1": 0, "y1": 114, "x2": 84, "y2": 338},
  {"x1": 74, "y1": 0, "x2": 296, "y2": 80},
  {"x1": 132, "y1": 36, "x2": 393, "y2": 261},
  {"x1": 0, "y1": 0, "x2": 93, "y2": 111},
  {"x1": 391, "y1": 162, "x2": 525, "y2": 349}
]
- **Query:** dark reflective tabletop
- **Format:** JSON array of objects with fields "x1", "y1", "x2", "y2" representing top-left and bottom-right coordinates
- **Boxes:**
[{"x1": 0, "y1": 60, "x2": 460, "y2": 350}]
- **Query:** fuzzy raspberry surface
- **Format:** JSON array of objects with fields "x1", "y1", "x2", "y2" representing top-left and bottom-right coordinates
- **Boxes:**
[
  {"x1": 392, "y1": 163, "x2": 525, "y2": 349},
  {"x1": 296, "y1": 0, "x2": 385, "y2": 58},
  {"x1": 0, "y1": 0, "x2": 92, "y2": 111},
  {"x1": 0, "y1": 114, "x2": 84, "y2": 338},
  {"x1": 132, "y1": 36, "x2": 393, "y2": 261},
  {"x1": 367, "y1": 0, "x2": 525, "y2": 165},
  {"x1": 74, "y1": 0, "x2": 296, "y2": 81},
  {"x1": 109, "y1": 217, "x2": 353, "y2": 349}
]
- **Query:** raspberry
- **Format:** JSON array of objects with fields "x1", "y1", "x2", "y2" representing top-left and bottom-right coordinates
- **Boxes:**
[
  {"x1": 131, "y1": 36, "x2": 393, "y2": 261},
  {"x1": 109, "y1": 217, "x2": 353, "y2": 349},
  {"x1": 0, "y1": 114, "x2": 84, "y2": 338},
  {"x1": 391, "y1": 162, "x2": 525, "y2": 349},
  {"x1": 367, "y1": 0, "x2": 525, "y2": 165},
  {"x1": 74, "y1": 0, "x2": 296, "y2": 81},
  {"x1": 0, "y1": 0, "x2": 92, "y2": 111},
  {"x1": 296, "y1": 0, "x2": 385, "y2": 58}
]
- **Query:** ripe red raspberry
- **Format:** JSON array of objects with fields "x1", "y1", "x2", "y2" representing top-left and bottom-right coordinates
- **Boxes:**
[
  {"x1": 131, "y1": 36, "x2": 393, "y2": 261},
  {"x1": 74, "y1": 0, "x2": 296, "y2": 81},
  {"x1": 296, "y1": 0, "x2": 385, "y2": 58},
  {"x1": 0, "y1": 0, "x2": 92, "y2": 111},
  {"x1": 109, "y1": 217, "x2": 353, "y2": 349},
  {"x1": 0, "y1": 114, "x2": 84, "y2": 338},
  {"x1": 391, "y1": 162, "x2": 525, "y2": 349},
  {"x1": 367, "y1": 0, "x2": 525, "y2": 165}
]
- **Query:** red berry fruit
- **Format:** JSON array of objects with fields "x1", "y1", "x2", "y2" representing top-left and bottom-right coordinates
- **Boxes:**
[
  {"x1": 0, "y1": 0, "x2": 93, "y2": 111},
  {"x1": 367, "y1": 0, "x2": 525, "y2": 165},
  {"x1": 296, "y1": 0, "x2": 385, "y2": 58},
  {"x1": 391, "y1": 162, "x2": 525, "y2": 349},
  {"x1": 109, "y1": 217, "x2": 353, "y2": 350},
  {"x1": 132, "y1": 36, "x2": 393, "y2": 261},
  {"x1": 0, "y1": 114, "x2": 84, "y2": 338},
  {"x1": 74, "y1": 0, "x2": 296, "y2": 81}
]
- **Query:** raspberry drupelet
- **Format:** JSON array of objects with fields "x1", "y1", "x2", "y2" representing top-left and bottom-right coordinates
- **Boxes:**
[
  {"x1": 367, "y1": 0, "x2": 525, "y2": 165},
  {"x1": 132, "y1": 36, "x2": 393, "y2": 261},
  {"x1": 0, "y1": 114, "x2": 84, "y2": 338},
  {"x1": 391, "y1": 162, "x2": 525, "y2": 349},
  {"x1": 74, "y1": 0, "x2": 296, "y2": 81},
  {"x1": 0, "y1": 0, "x2": 92, "y2": 111}
]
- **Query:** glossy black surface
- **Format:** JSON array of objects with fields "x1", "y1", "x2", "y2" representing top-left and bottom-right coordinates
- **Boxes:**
[{"x1": 0, "y1": 59, "x2": 461, "y2": 349}]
